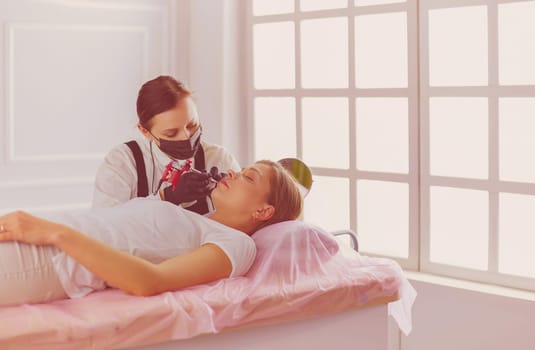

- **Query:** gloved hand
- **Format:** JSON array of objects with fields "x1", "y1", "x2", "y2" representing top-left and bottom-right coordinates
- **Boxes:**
[
  {"x1": 209, "y1": 166, "x2": 228, "y2": 182},
  {"x1": 162, "y1": 171, "x2": 213, "y2": 205}
]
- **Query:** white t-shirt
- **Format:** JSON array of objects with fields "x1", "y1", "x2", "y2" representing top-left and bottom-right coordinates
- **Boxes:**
[
  {"x1": 42, "y1": 198, "x2": 256, "y2": 298},
  {"x1": 92, "y1": 138, "x2": 241, "y2": 209}
]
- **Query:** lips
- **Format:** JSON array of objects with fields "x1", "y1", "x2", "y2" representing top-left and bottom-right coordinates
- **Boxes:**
[{"x1": 219, "y1": 179, "x2": 229, "y2": 188}]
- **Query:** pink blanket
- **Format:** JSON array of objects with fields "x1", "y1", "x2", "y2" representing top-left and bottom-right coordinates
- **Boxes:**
[{"x1": 0, "y1": 221, "x2": 415, "y2": 349}]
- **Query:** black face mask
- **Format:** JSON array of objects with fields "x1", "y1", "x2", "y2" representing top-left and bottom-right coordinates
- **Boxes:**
[{"x1": 155, "y1": 127, "x2": 202, "y2": 160}]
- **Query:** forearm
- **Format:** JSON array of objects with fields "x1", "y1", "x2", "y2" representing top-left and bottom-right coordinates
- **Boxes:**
[{"x1": 51, "y1": 224, "x2": 161, "y2": 296}]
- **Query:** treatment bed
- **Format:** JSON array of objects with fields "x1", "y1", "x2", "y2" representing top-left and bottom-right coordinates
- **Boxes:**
[{"x1": 0, "y1": 221, "x2": 415, "y2": 349}]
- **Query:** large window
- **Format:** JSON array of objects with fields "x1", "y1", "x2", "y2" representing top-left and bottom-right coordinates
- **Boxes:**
[
  {"x1": 247, "y1": 0, "x2": 535, "y2": 291},
  {"x1": 420, "y1": 0, "x2": 535, "y2": 290}
]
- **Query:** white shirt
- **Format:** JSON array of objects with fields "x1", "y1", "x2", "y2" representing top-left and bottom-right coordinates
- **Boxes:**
[
  {"x1": 42, "y1": 198, "x2": 256, "y2": 298},
  {"x1": 92, "y1": 137, "x2": 241, "y2": 208}
]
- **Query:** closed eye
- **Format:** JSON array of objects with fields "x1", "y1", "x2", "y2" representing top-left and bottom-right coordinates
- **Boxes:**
[
  {"x1": 164, "y1": 132, "x2": 177, "y2": 138},
  {"x1": 241, "y1": 169, "x2": 256, "y2": 182},
  {"x1": 161, "y1": 128, "x2": 179, "y2": 138}
]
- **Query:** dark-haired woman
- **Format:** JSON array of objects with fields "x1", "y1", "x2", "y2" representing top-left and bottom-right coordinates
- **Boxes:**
[{"x1": 92, "y1": 76, "x2": 240, "y2": 214}]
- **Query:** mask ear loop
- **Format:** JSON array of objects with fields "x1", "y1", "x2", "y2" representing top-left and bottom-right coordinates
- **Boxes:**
[{"x1": 150, "y1": 141, "x2": 157, "y2": 195}]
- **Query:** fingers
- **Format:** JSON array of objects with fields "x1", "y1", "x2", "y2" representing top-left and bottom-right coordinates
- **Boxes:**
[
  {"x1": 163, "y1": 171, "x2": 213, "y2": 205},
  {"x1": 0, "y1": 219, "x2": 14, "y2": 242},
  {"x1": 0, "y1": 230, "x2": 14, "y2": 242},
  {"x1": 210, "y1": 167, "x2": 219, "y2": 178},
  {"x1": 183, "y1": 178, "x2": 212, "y2": 190},
  {"x1": 183, "y1": 171, "x2": 211, "y2": 181},
  {"x1": 0, "y1": 211, "x2": 19, "y2": 233},
  {"x1": 181, "y1": 172, "x2": 213, "y2": 188},
  {"x1": 209, "y1": 167, "x2": 227, "y2": 181}
]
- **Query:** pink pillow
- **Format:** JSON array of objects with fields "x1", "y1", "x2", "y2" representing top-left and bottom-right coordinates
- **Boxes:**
[{"x1": 247, "y1": 220, "x2": 339, "y2": 279}]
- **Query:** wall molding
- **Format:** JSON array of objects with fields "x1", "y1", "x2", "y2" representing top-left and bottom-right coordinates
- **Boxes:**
[{"x1": 5, "y1": 22, "x2": 149, "y2": 162}]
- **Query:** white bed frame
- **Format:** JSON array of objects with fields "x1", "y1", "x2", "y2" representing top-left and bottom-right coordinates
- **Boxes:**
[{"x1": 131, "y1": 302, "x2": 392, "y2": 350}]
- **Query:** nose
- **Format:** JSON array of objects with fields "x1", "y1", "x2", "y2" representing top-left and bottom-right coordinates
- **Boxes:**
[{"x1": 227, "y1": 169, "x2": 236, "y2": 179}]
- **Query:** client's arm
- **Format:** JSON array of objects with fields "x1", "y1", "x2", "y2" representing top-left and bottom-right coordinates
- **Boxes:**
[{"x1": 0, "y1": 211, "x2": 232, "y2": 296}]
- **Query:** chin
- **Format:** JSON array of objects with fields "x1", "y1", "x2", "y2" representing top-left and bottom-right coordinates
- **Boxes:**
[{"x1": 210, "y1": 188, "x2": 221, "y2": 206}]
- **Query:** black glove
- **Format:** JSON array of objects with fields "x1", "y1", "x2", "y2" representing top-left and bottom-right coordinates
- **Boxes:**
[
  {"x1": 162, "y1": 171, "x2": 212, "y2": 205},
  {"x1": 209, "y1": 166, "x2": 228, "y2": 182}
]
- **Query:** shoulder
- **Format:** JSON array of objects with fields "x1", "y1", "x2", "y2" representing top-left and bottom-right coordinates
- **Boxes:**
[
  {"x1": 94, "y1": 139, "x2": 151, "y2": 185},
  {"x1": 111, "y1": 138, "x2": 152, "y2": 157},
  {"x1": 201, "y1": 141, "x2": 232, "y2": 158},
  {"x1": 198, "y1": 219, "x2": 256, "y2": 277},
  {"x1": 201, "y1": 141, "x2": 241, "y2": 171},
  {"x1": 103, "y1": 141, "x2": 134, "y2": 163},
  {"x1": 102, "y1": 139, "x2": 153, "y2": 166},
  {"x1": 94, "y1": 143, "x2": 134, "y2": 178}
]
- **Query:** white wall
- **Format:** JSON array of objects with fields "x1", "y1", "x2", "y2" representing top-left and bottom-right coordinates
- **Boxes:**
[
  {"x1": 389, "y1": 276, "x2": 535, "y2": 350},
  {"x1": 186, "y1": 0, "x2": 248, "y2": 165},
  {"x1": 0, "y1": 0, "x2": 185, "y2": 213},
  {"x1": 0, "y1": 0, "x2": 248, "y2": 213}
]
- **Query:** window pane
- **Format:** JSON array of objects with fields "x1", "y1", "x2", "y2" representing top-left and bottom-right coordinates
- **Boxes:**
[
  {"x1": 253, "y1": 0, "x2": 294, "y2": 16},
  {"x1": 499, "y1": 193, "x2": 535, "y2": 278},
  {"x1": 499, "y1": 98, "x2": 535, "y2": 183},
  {"x1": 253, "y1": 22, "x2": 295, "y2": 89},
  {"x1": 254, "y1": 97, "x2": 296, "y2": 160},
  {"x1": 357, "y1": 180, "x2": 409, "y2": 258},
  {"x1": 499, "y1": 2, "x2": 535, "y2": 85},
  {"x1": 304, "y1": 176, "x2": 350, "y2": 231},
  {"x1": 300, "y1": 0, "x2": 347, "y2": 11},
  {"x1": 355, "y1": 12, "x2": 407, "y2": 88},
  {"x1": 302, "y1": 97, "x2": 349, "y2": 168},
  {"x1": 430, "y1": 186, "x2": 488, "y2": 270},
  {"x1": 301, "y1": 17, "x2": 348, "y2": 88},
  {"x1": 429, "y1": 97, "x2": 488, "y2": 179},
  {"x1": 356, "y1": 98, "x2": 408, "y2": 173},
  {"x1": 355, "y1": 0, "x2": 405, "y2": 6},
  {"x1": 428, "y1": 6, "x2": 488, "y2": 86}
]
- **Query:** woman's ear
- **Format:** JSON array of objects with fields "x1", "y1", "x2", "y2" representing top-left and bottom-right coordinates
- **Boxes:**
[
  {"x1": 253, "y1": 205, "x2": 275, "y2": 222},
  {"x1": 137, "y1": 123, "x2": 154, "y2": 141}
]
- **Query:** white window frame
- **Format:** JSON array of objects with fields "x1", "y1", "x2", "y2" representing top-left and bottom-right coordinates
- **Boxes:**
[
  {"x1": 246, "y1": 0, "x2": 419, "y2": 271},
  {"x1": 245, "y1": 0, "x2": 535, "y2": 290},
  {"x1": 420, "y1": 0, "x2": 535, "y2": 291}
]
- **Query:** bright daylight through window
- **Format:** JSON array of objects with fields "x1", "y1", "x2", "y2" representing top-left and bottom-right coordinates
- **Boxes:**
[{"x1": 249, "y1": 0, "x2": 535, "y2": 291}]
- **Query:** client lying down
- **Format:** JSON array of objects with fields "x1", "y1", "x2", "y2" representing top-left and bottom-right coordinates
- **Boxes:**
[{"x1": 0, "y1": 160, "x2": 303, "y2": 307}]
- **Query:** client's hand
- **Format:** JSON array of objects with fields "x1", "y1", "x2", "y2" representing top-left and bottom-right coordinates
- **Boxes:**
[
  {"x1": 0, "y1": 211, "x2": 63, "y2": 245},
  {"x1": 162, "y1": 171, "x2": 213, "y2": 205}
]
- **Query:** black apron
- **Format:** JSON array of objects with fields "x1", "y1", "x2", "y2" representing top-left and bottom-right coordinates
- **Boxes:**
[{"x1": 124, "y1": 141, "x2": 209, "y2": 215}]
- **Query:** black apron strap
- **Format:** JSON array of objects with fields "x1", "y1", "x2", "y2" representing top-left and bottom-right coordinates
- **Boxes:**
[
  {"x1": 193, "y1": 145, "x2": 206, "y2": 171},
  {"x1": 124, "y1": 140, "x2": 149, "y2": 198},
  {"x1": 186, "y1": 147, "x2": 210, "y2": 215}
]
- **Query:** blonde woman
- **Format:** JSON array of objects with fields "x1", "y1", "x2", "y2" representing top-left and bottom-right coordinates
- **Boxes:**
[{"x1": 0, "y1": 160, "x2": 302, "y2": 306}]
